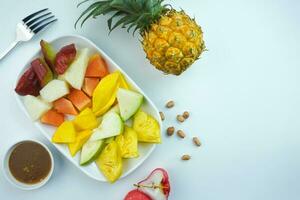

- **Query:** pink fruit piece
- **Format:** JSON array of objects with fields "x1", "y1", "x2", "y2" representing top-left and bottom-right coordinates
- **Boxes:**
[
  {"x1": 31, "y1": 58, "x2": 53, "y2": 86},
  {"x1": 124, "y1": 189, "x2": 151, "y2": 200},
  {"x1": 15, "y1": 66, "x2": 41, "y2": 96},
  {"x1": 55, "y1": 44, "x2": 76, "y2": 74},
  {"x1": 136, "y1": 168, "x2": 170, "y2": 200}
]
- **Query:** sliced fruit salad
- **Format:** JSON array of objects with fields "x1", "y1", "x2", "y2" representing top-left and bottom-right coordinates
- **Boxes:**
[{"x1": 15, "y1": 40, "x2": 161, "y2": 183}]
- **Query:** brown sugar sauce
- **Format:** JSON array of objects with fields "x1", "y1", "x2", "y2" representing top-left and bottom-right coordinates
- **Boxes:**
[{"x1": 8, "y1": 141, "x2": 52, "y2": 184}]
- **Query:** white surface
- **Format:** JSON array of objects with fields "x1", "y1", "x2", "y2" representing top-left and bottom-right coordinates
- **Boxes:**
[
  {"x1": 0, "y1": 0, "x2": 300, "y2": 199},
  {"x1": 15, "y1": 35, "x2": 159, "y2": 182}
]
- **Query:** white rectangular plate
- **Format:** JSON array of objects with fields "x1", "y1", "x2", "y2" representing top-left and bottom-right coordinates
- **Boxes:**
[{"x1": 15, "y1": 35, "x2": 162, "y2": 182}]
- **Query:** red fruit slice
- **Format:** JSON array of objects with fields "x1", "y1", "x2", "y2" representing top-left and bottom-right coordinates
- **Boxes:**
[
  {"x1": 55, "y1": 44, "x2": 76, "y2": 74},
  {"x1": 53, "y1": 98, "x2": 78, "y2": 115},
  {"x1": 15, "y1": 67, "x2": 41, "y2": 96},
  {"x1": 85, "y1": 54, "x2": 109, "y2": 78},
  {"x1": 124, "y1": 189, "x2": 151, "y2": 200},
  {"x1": 40, "y1": 109, "x2": 65, "y2": 127},
  {"x1": 31, "y1": 58, "x2": 53, "y2": 86},
  {"x1": 67, "y1": 89, "x2": 91, "y2": 111},
  {"x1": 82, "y1": 77, "x2": 99, "y2": 97},
  {"x1": 32, "y1": 59, "x2": 47, "y2": 80}
]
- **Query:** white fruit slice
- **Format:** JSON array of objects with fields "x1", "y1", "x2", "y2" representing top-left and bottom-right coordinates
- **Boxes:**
[
  {"x1": 60, "y1": 48, "x2": 89, "y2": 90},
  {"x1": 117, "y1": 88, "x2": 143, "y2": 121},
  {"x1": 23, "y1": 95, "x2": 52, "y2": 120},
  {"x1": 80, "y1": 139, "x2": 105, "y2": 165},
  {"x1": 90, "y1": 112, "x2": 123, "y2": 141},
  {"x1": 40, "y1": 79, "x2": 69, "y2": 102}
]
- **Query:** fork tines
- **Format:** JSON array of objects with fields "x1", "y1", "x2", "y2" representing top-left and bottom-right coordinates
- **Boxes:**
[{"x1": 22, "y1": 8, "x2": 57, "y2": 34}]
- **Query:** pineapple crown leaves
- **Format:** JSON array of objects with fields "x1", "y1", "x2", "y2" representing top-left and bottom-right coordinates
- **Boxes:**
[{"x1": 75, "y1": 0, "x2": 170, "y2": 35}]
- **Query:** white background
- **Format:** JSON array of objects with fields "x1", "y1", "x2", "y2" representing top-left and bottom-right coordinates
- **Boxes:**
[{"x1": 1, "y1": 0, "x2": 300, "y2": 199}]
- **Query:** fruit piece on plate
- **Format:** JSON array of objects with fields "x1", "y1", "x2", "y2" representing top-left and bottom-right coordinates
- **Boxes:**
[
  {"x1": 82, "y1": 77, "x2": 99, "y2": 97},
  {"x1": 40, "y1": 40, "x2": 56, "y2": 70},
  {"x1": 52, "y1": 121, "x2": 76, "y2": 143},
  {"x1": 73, "y1": 108, "x2": 99, "y2": 131},
  {"x1": 80, "y1": 139, "x2": 105, "y2": 165},
  {"x1": 68, "y1": 129, "x2": 92, "y2": 157},
  {"x1": 40, "y1": 109, "x2": 65, "y2": 127},
  {"x1": 90, "y1": 112, "x2": 124, "y2": 141},
  {"x1": 117, "y1": 71, "x2": 130, "y2": 90},
  {"x1": 67, "y1": 89, "x2": 91, "y2": 111},
  {"x1": 85, "y1": 54, "x2": 109, "y2": 78},
  {"x1": 107, "y1": 104, "x2": 120, "y2": 115},
  {"x1": 117, "y1": 88, "x2": 143, "y2": 121},
  {"x1": 133, "y1": 111, "x2": 161, "y2": 143},
  {"x1": 104, "y1": 137, "x2": 115, "y2": 144},
  {"x1": 136, "y1": 168, "x2": 170, "y2": 200},
  {"x1": 124, "y1": 189, "x2": 151, "y2": 200},
  {"x1": 54, "y1": 44, "x2": 76, "y2": 74},
  {"x1": 15, "y1": 67, "x2": 41, "y2": 96},
  {"x1": 115, "y1": 126, "x2": 139, "y2": 158},
  {"x1": 92, "y1": 71, "x2": 120, "y2": 116},
  {"x1": 59, "y1": 48, "x2": 89, "y2": 89},
  {"x1": 96, "y1": 141, "x2": 122, "y2": 183},
  {"x1": 53, "y1": 97, "x2": 78, "y2": 115},
  {"x1": 23, "y1": 95, "x2": 52, "y2": 120},
  {"x1": 40, "y1": 79, "x2": 69, "y2": 102},
  {"x1": 31, "y1": 58, "x2": 53, "y2": 86}
]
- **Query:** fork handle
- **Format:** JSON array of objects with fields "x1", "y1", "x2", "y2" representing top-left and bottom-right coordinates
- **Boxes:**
[{"x1": 0, "y1": 40, "x2": 19, "y2": 60}]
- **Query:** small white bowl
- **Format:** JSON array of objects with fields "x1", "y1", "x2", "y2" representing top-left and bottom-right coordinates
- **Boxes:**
[{"x1": 2, "y1": 139, "x2": 54, "y2": 190}]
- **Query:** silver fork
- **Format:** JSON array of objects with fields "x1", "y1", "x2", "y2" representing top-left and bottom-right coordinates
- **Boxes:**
[{"x1": 0, "y1": 8, "x2": 57, "y2": 60}]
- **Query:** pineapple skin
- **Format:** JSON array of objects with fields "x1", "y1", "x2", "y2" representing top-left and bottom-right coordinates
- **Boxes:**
[{"x1": 142, "y1": 10, "x2": 205, "y2": 75}]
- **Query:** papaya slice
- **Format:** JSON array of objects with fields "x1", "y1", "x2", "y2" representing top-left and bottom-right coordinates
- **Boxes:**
[
  {"x1": 53, "y1": 98, "x2": 78, "y2": 115},
  {"x1": 67, "y1": 89, "x2": 91, "y2": 111},
  {"x1": 82, "y1": 77, "x2": 99, "y2": 97},
  {"x1": 85, "y1": 54, "x2": 109, "y2": 78},
  {"x1": 40, "y1": 109, "x2": 65, "y2": 127}
]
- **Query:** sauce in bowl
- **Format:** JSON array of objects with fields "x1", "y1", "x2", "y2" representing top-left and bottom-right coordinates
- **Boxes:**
[{"x1": 8, "y1": 141, "x2": 52, "y2": 184}]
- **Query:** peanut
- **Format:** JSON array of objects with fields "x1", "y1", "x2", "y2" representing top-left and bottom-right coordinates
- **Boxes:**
[
  {"x1": 182, "y1": 111, "x2": 189, "y2": 119},
  {"x1": 193, "y1": 137, "x2": 201, "y2": 147},
  {"x1": 181, "y1": 154, "x2": 191, "y2": 160},
  {"x1": 167, "y1": 127, "x2": 175, "y2": 136},
  {"x1": 159, "y1": 111, "x2": 165, "y2": 121},
  {"x1": 177, "y1": 130, "x2": 186, "y2": 138},
  {"x1": 166, "y1": 100, "x2": 175, "y2": 108},
  {"x1": 176, "y1": 115, "x2": 185, "y2": 123}
]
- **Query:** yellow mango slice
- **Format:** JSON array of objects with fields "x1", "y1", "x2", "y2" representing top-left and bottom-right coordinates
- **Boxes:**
[
  {"x1": 117, "y1": 71, "x2": 130, "y2": 90},
  {"x1": 68, "y1": 130, "x2": 92, "y2": 156},
  {"x1": 92, "y1": 72, "x2": 120, "y2": 116},
  {"x1": 73, "y1": 108, "x2": 99, "y2": 131},
  {"x1": 96, "y1": 141, "x2": 122, "y2": 183},
  {"x1": 133, "y1": 111, "x2": 161, "y2": 143},
  {"x1": 52, "y1": 121, "x2": 76, "y2": 143},
  {"x1": 94, "y1": 89, "x2": 119, "y2": 116},
  {"x1": 115, "y1": 126, "x2": 139, "y2": 158}
]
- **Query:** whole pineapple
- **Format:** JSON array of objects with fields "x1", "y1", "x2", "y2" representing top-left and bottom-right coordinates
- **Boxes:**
[{"x1": 76, "y1": 0, "x2": 205, "y2": 75}]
